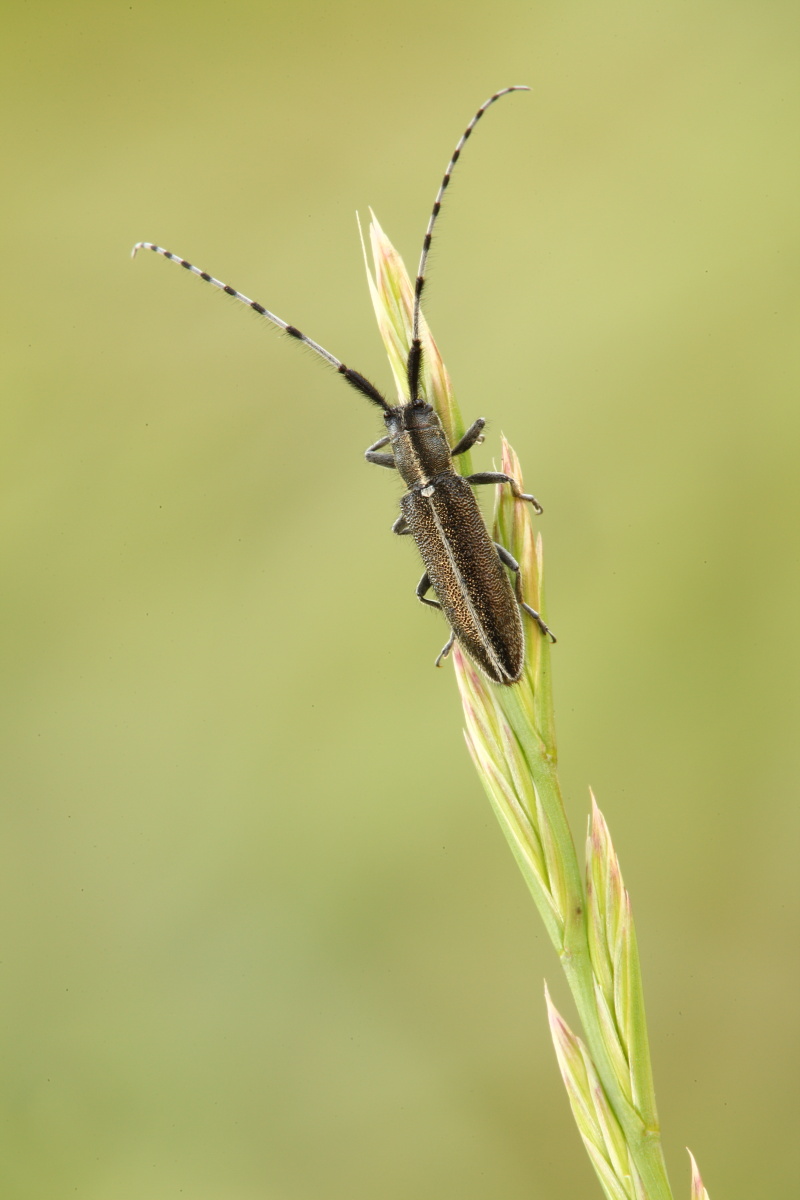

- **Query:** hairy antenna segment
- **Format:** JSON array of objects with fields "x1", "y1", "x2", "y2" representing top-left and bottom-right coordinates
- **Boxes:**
[
  {"x1": 406, "y1": 86, "x2": 530, "y2": 401},
  {"x1": 131, "y1": 241, "x2": 390, "y2": 411}
]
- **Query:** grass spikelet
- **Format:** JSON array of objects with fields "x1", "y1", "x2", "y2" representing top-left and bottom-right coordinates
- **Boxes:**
[
  {"x1": 546, "y1": 987, "x2": 646, "y2": 1200},
  {"x1": 688, "y1": 1151, "x2": 711, "y2": 1200},
  {"x1": 587, "y1": 794, "x2": 658, "y2": 1129},
  {"x1": 362, "y1": 213, "x2": 681, "y2": 1200}
]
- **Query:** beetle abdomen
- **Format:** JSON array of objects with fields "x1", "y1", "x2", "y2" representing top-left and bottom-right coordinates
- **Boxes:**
[{"x1": 401, "y1": 475, "x2": 525, "y2": 684}]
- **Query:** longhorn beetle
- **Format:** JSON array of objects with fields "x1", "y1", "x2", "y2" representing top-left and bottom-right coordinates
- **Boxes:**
[{"x1": 133, "y1": 86, "x2": 555, "y2": 685}]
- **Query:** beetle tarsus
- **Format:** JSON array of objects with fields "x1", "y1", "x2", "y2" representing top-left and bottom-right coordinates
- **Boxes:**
[
  {"x1": 450, "y1": 418, "x2": 486, "y2": 457},
  {"x1": 494, "y1": 542, "x2": 556, "y2": 642},
  {"x1": 465, "y1": 471, "x2": 543, "y2": 514},
  {"x1": 521, "y1": 601, "x2": 556, "y2": 642},
  {"x1": 435, "y1": 631, "x2": 456, "y2": 668}
]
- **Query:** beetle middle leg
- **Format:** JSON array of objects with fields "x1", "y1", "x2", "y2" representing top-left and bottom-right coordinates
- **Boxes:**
[
  {"x1": 495, "y1": 543, "x2": 556, "y2": 642},
  {"x1": 465, "y1": 471, "x2": 543, "y2": 514}
]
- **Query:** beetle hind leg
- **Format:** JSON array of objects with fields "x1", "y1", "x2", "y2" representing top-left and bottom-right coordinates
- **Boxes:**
[
  {"x1": 416, "y1": 571, "x2": 442, "y2": 609},
  {"x1": 520, "y1": 599, "x2": 556, "y2": 643},
  {"x1": 494, "y1": 543, "x2": 556, "y2": 642},
  {"x1": 435, "y1": 630, "x2": 456, "y2": 668},
  {"x1": 415, "y1": 573, "x2": 456, "y2": 668}
]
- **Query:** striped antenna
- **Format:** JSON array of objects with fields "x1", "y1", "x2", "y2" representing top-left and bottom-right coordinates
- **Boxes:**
[
  {"x1": 406, "y1": 86, "x2": 530, "y2": 402},
  {"x1": 131, "y1": 242, "x2": 390, "y2": 411}
]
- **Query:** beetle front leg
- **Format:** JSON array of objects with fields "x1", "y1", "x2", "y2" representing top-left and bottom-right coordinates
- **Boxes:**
[
  {"x1": 494, "y1": 543, "x2": 556, "y2": 642},
  {"x1": 416, "y1": 571, "x2": 442, "y2": 609},
  {"x1": 466, "y1": 471, "x2": 543, "y2": 514},
  {"x1": 365, "y1": 434, "x2": 396, "y2": 469},
  {"x1": 450, "y1": 417, "x2": 486, "y2": 457}
]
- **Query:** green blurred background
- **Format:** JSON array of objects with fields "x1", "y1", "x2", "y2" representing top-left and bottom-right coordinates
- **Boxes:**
[{"x1": 2, "y1": 1, "x2": 798, "y2": 1196}]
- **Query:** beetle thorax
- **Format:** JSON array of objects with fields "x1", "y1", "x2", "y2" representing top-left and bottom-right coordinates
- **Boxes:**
[{"x1": 385, "y1": 403, "x2": 454, "y2": 490}]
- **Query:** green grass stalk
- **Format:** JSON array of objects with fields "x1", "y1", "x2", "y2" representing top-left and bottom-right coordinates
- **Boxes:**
[{"x1": 362, "y1": 215, "x2": 708, "y2": 1200}]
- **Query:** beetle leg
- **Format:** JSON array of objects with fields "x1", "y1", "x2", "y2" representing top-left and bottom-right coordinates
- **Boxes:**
[
  {"x1": 450, "y1": 417, "x2": 486, "y2": 457},
  {"x1": 465, "y1": 471, "x2": 543, "y2": 514},
  {"x1": 494, "y1": 543, "x2": 557, "y2": 642},
  {"x1": 521, "y1": 600, "x2": 556, "y2": 642},
  {"x1": 365, "y1": 434, "x2": 396, "y2": 469},
  {"x1": 494, "y1": 542, "x2": 521, "y2": 572},
  {"x1": 416, "y1": 571, "x2": 442, "y2": 609},
  {"x1": 392, "y1": 514, "x2": 412, "y2": 536},
  {"x1": 435, "y1": 630, "x2": 456, "y2": 668}
]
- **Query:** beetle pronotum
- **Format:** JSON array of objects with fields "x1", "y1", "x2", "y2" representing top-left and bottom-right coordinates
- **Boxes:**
[{"x1": 134, "y1": 86, "x2": 554, "y2": 684}]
